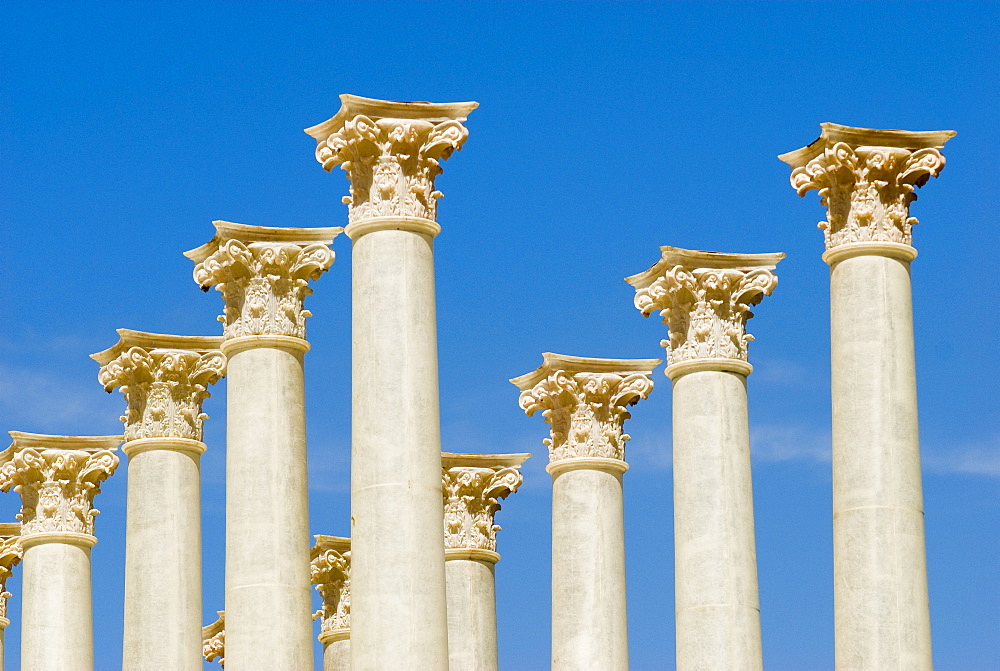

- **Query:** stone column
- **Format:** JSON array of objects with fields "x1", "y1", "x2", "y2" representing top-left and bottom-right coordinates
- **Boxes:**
[
  {"x1": 441, "y1": 452, "x2": 529, "y2": 671},
  {"x1": 92, "y1": 329, "x2": 225, "y2": 670},
  {"x1": 512, "y1": 354, "x2": 658, "y2": 671},
  {"x1": 312, "y1": 535, "x2": 351, "y2": 671},
  {"x1": 0, "y1": 432, "x2": 120, "y2": 671},
  {"x1": 780, "y1": 123, "x2": 954, "y2": 670},
  {"x1": 627, "y1": 247, "x2": 782, "y2": 671},
  {"x1": 0, "y1": 524, "x2": 22, "y2": 671},
  {"x1": 202, "y1": 611, "x2": 225, "y2": 668},
  {"x1": 306, "y1": 94, "x2": 477, "y2": 669},
  {"x1": 186, "y1": 220, "x2": 340, "y2": 670}
]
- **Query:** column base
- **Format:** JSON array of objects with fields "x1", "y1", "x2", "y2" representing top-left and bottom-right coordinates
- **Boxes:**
[
  {"x1": 823, "y1": 241, "x2": 917, "y2": 265},
  {"x1": 122, "y1": 437, "x2": 206, "y2": 458},
  {"x1": 546, "y1": 457, "x2": 628, "y2": 477},
  {"x1": 445, "y1": 548, "x2": 500, "y2": 564},
  {"x1": 345, "y1": 216, "x2": 440, "y2": 240},
  {"x1": 220, "y1": 335, "x2": 310, "y2": 357},
  {"x1": 20, "y1": 532, "x2": 96, "y2": 550},
  {"x1": 666, "y1": 358, "x2": 752, "y2": 379}
]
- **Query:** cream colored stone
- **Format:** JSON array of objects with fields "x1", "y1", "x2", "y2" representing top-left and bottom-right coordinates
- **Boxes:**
[
  {"x1": 0, "y1": 523, "x2": 21, "y2": 671},
  {"x1": 312, "y1": 535, "x2": 351, "y2": 671},
  {"x1": 187, "y1": 221, "x2": 339, "y2": 671},
  {"x1": 307, "y1": 95, "x2": 476, "y2": 670},
  {"x1": 202, "y1": 611, "x2": 225, "y2": 668},
  {"x1": 0, "y1": 432, "x2": 121, "y2": 671},
  {"x1": 781, "y1": 124, "x2": 953, "y2": 671},
  {"x1": 627, "y1": 247, "x2": 782, "y2": 671},
  {"x1": 92, "y1": 329, "x2": 225, "y2": 671},
  {"x1": 513, "y1": 354, "x2": 658, "y2": 671},
  {"x1": 441, "y1": 452, "x2": 529, "y2": 671}
]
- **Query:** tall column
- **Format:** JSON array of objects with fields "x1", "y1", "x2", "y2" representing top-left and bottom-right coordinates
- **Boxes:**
[
  {"x1": 627, "y1": 246, "x2": 782, "y2": 671},
  {"x1": 312, "y1": 535, "x2": 351, "y2": 671},
  {"x1": 512, "y1": 354, "x2": 658, "y2": 671},
  {"x1": 780, "y1": 123, "x2": 954, "y2": 670},
  {"x1": 186, "y1": 220, "x2": 339, "y2": 670},
  {"x1": 0, "y1": 432, "x2": 120, "y2": 671},
  {"x1": 306, "y1": 94, "x2": 477, "y2": 669},
  {"x1": 92, "y1": 329, "x2": 225, "y2": 670},
  {"x1": 441, "y1": 452, "x2": 529, "y2": 671},
  {"x1": 202, "y1": 611, "x2": 225, "y2": 668},
  {"x1": 0, "y1": 524, "x2": 22, "y2": 671}
]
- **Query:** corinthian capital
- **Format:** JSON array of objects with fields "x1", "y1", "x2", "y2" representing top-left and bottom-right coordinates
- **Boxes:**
[
  {"x1": 779, "y1": 123, "x2": 955, "y2": 253},
  {"x1": 185, "y1": 221, "x2": 341, "y2": 340},
  {"x1": 92, "y1": 330, "x2": 225, "y2": 443},
  {"x1": 202, "y1": 611, "x2": 225, "y2": 667},
  {"x1": 0, "y1": 524, "x2": 21, "y2": 621},
  {"x1": 311, "y1": 535, "x2": 351, "y2": 638},
  {"x1": 626, "y1": 247, "x2": 782, "y2": 371},
  {"x1": 511, "y1": 354, "x2": 659, "y2": 465},
  {"x1": 305, "y1": 95, "x2": 478, "y2": 228},
  {"x1": 0, "y1": 433, "x2": 121, "y2": 537},
  {"x1": 441, "y1": 453, "x2": 529, "y2": 555}
]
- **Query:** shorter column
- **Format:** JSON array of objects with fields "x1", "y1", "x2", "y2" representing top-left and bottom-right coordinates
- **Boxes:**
[
  {"x1": 202, "y1": 611, "x2": 225, "y2": 668},
  {"x1": 93, "y1": 329, "x2": 225, "y2": 671},
  {"x1": 0, "y1": 524, "x2": 22, "y2": 671},
  {"x1": 311, "y1": 535, "x2": 351, "y2": 671},
  {"x1": 627, "y1": 246, "x2": 782, "y2": 671},
  {"x1": 441, "y1": 452, "x2": 529, "y2": 671},
  {"x1": 512, "y1": 354, "x2": 658, "y2": 671},
  {"x1": 0, "y1": 432, "x2": 120, "y2": 671}
]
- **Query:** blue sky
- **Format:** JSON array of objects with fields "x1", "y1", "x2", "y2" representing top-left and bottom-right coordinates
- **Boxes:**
[{"x1": 1, "y1": 2, "x2": 997, "y2": 669}]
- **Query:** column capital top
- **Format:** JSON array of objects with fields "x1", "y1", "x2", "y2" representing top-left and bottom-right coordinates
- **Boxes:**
[
  {"x1": 184, "y1": 220, "x2": 342, "y2": 265},
  {"x1": 91, "y1": 329, "x2": 223, "y2": 365},
  {"x1": 6, "y1": 431, "x2": 123, "y2": 452},
  {"x1": 312, "y1": 534, "x2": 351, "y2": 556},
  {"x1": 441, "y1": 452, "x2": 528, "y2": 553},
  {"x1": 202, "y1": 611, "x2": 225, "y2": 668},
  {"x1": 510, "y1": 353, "x2": 661, "y2": 391},
  {"x1": 778, "y1": 122, "x2": 955, "y2": 169},
  {"x1": 441, "y1": 451, "x2": 532, "y2": 470},
  {"x1": 311, "y1": 535, "x2": 351, "y2": 637},
  {"x1": 626, "y1": 246, "x2": 784, "y2": 295}
]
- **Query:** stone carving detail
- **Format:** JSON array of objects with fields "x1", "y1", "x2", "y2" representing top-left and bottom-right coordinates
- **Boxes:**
[
  {"x1": 0, "y1": 533, "x2": 22, "y2": 620},
  {"x1": 442, "y1": 466, "x2": 523, "y2": 552},
  {"x1": 789, "y1": 143, "x2": 947, "y2": 250},
  {"x1": 0, "y1": 448, "x2": 119, "y2": 536},
  {"x1": 311, "y1": 539, "x2": 351, "y2": 636},
  {"x1": 98, "y1": 348, "x2": 225, "y2": 442},
  {"x1": 202, "y1": 611, "x2": 225, "y2": 668},
  {"x1": 634, "y1": 266, "x2": 778, "y2": 365},
  {"x1": 193, "y1": 241, "x2": 335, "y2": 340},
  {"x1": 316, "y1": 116, "x2": 470, "y2": 224},
  {"x1": 519, "y1": 372, "x2": 654, "y2": 463}
]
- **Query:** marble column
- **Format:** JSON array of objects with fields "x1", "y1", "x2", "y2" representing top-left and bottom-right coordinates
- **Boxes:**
[
  {"x1": 780, "y1": 123, "x2": 954, "y2": 670},
  {"x1": 93, "y1": 329, "x2": 225, "y2": 670},
  {"x1": 512, "y1": 354, "x2": 658, "y2": 671},
  {"x1": 311, "y1": 535, "x2": 351, "y2": 671},
  {"x1": 0, "y1": 432, "x2": 120, "y2": 671},
  {"x1": 441, "y1": 452, "x2": 529, "y2": 671},
  {"x1": 186, "y1": 220, "x2": 340, "y2": 670},
  {"x1": 0, "y1": 524, "x2": 22, "y2": 671},
  {"x1": 306, "y1": 94, "x2": 477, "y2": 669},
  {"x1": 627, "y1": 246, "x2": 782, "y2": 671},
  {"x1": 202, "y1": 611, "x2": 225, "y2": 668}
]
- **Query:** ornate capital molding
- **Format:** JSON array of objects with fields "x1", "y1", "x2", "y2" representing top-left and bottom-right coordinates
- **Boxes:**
[
  {"x1": 305, "y1": 94, "x2": 478, "y2": 226},
  {"x1": 311, "y1": 535, "x2": 351, "y2": 637},
  {"x1": 441, "y1": 452, "x2": 529, "y2": 553},
  {"x1": 202, "y1": 611, "x2": 225, "y2": 668},
  {"x1": 92, "y1": 330, "x2": 225, "y2": 443},
  {"x1": 511, "y1": 354, "x2": 658, "y2": 464},
  {"x1": 185, "y1": 221, "x2": 340, "y2": 340},
  {"x1": 0, "y1": 524, "x2": 22, "y2": 620},
  {"x1": 0, "y1": 433, "x2": 120, "y2": 537},
  {"x1": 779, "y1": 122, "x2": 955, "y2": 251},
  {"x1": 627, "y1": 247, "x2": 782, "y2": 367}
]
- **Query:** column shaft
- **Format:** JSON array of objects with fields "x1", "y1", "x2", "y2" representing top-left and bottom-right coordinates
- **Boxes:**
[
  {"x1": 322, "y1": 635, "x2": 350, "y2": 670},
  {"x1": 350, "y1": 228, "x2": 449, "y2": 668},
  {"x1": 224, "y1": 342, "x2": 312, "y2": 669},
  {"x1": 672, "y1": 369, "x2": 762, "y2": 670},
  {"x1": 20, "y1": 538, "x2": 95, "y2": 671},
  {"x1": 829, "y1": 253, "x2": 930, "y2": 669},
  {"x1": 446, "y1": 557, "x2": 499, "y2": 671},
  {"x1": 551, "y1": 466, "x2": 628, "y2": 670}
]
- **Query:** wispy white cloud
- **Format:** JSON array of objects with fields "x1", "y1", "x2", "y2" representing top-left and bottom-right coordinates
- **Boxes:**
[
  {"x1": 0, "y1": 362, "x2": 121, "y2": 436},
  {"x1": 924, "y1": 437, "x2": 1000, "y2": 478},
  {"x1": 751, "y1": 422, "x2": 832, "y2": 464}
]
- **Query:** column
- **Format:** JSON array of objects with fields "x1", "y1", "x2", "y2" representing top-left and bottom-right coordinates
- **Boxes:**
[
  {"x1": 92, "y1": 329, "x2": 225, "y2": 670},
  {"x1": 202, "y1": 611, "x2": 224, "y2": 668},
  {"x1": 186, "y1": 220, "x2": 340, "y2": 670},
  {"x1": 312, "y1": 535, "x2": 351, "y2": 671},
  {"x1": 306, "y1": 94, "x2": 477, "y2": 669},
  {"x1": 511, "y1": 354, "x2": 658, "y2": 671},
  {"x1": 0, "y1": 432, "x2": 120, "y2": 671},
  {"x1": 441, "y1": 452, "x2": 529, "y2": 671},
  {"x1": 627, "y1": 246, "x2": 782, "y2": 671},
  {"x1": 780, "y1": 123, "x2": 954, "y2": 670},
  {"x1": 0, "y1": 524, "x2": 22, "y2": 671}
]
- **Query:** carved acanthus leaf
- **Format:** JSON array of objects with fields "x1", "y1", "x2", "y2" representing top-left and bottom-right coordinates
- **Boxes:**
[
  {"x1": 98, "y1": 347, "x2": 225, "y2": 442},
  {"x1": 202, "y1": 611, "x2": 225, "y2": 668},
  {"x1": 519, "y1": 371, "x2": 654, "y2": 463},
  {"x1": 311, "y1": 543, "x2": 351, "y2": 634},
  {"x1": 442, "y1": 466, "x2": 523, "y2": 552},
  {"x1": 634, "y1": 265, "x2": 778, "y2": 365},
  {"x1": 0, "y1": 535, "x2": 22, "y2": 619},
  {"x1": 0, "y1": 448, "x2": 119, "y2": 536},
  {"x1": 193, "y1": 240, "x2": 334, "y2": 339},
  {"x1": 789, "y1": 142, "x2": 946, "y2": 250},
  {"x1": 316, "y1": 116, "x2": 469, "y2": 224}
]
